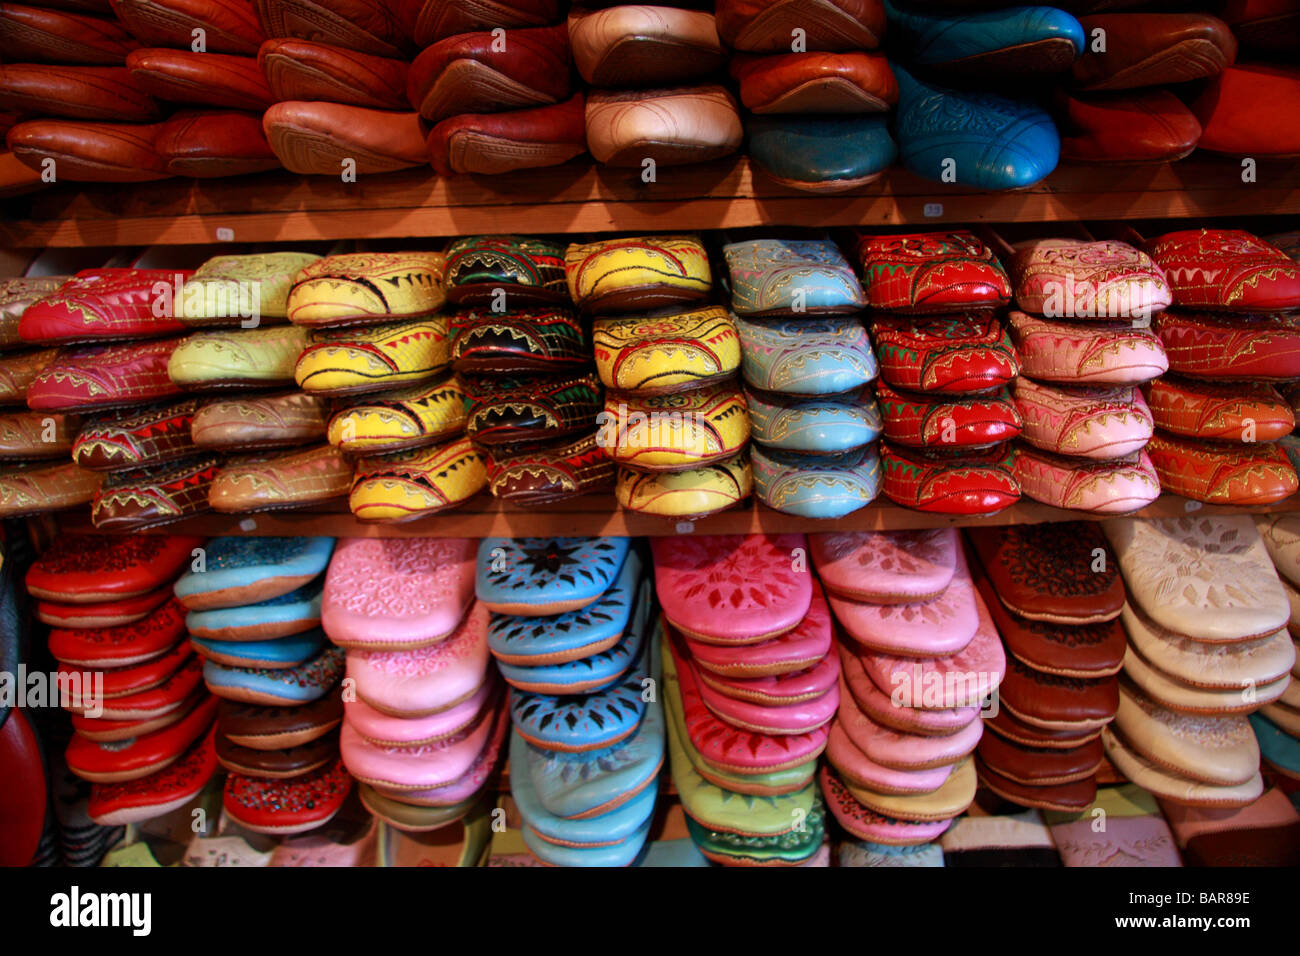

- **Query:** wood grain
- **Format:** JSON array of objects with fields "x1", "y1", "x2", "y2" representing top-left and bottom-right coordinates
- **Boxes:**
[
  {"x1": 4, "y1": 154, "x2": 1298, "y2": 247},
  {"x1": 54, "y1": 492, "x2": 1300, "y2": 538}
]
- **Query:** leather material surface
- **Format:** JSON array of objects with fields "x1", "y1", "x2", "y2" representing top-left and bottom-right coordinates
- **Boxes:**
[
  {"x1": 190, "y1": 390, "x2": 327, "y2": 449},
  {"x1": 894, "y1": 61, "x2": 1059, "y2": 190},
  {"x1": 411, "y1": 0, "x2": 561, "y2": 47},
  {"x1": 1, "y1": 277, "x2": 67, "y2": 351},
  {"x1": 876, "y1": 380, "x2": 1021, "y2": 448},
  {"x1": 747, "y1": 385, "x2": 881, "y2": 452},
  {"x1": 1055, "y1": 88, "x2": 1201, "y2": 164},
  {"x1": 321, "y1": 536, "x2": 475, "y2": 649},
  {"x1": 974, "y1": 570, "x2": 1125, "y2": 679},
  {"x1": 19, "y1": 267, "x2": 188, "y2": 343},
  {"x1": 263, "y1": 100, "x2": 426, "y2": 175},
  {"x1": 26, "y1": 530, "x2": 200, "y2": 602},
  {"x1": 716, "y1": 0, "x2": 885, "y2": 51},
  {"x1": 999, "y1": 656, "x2": 1117, "y2": 730},
  {"x1": 451, "y1": 307, "x2": 588, "y2": 373},
  {"x1": 0, "y1": 3, "x2": 138, "y2": 64},
  {"x1": 566, "y1": 234, "x2": 712, "y2": 316},
  {"x1": 27, "y1": 338, "x2": 184, "y2": 411},
  {"x1": 731, "y1": 51, "x2": 896, "y2": 113},
  {"x1": 0, "y1": 460, "x2": 102, "y2": 516},
  {"x1": 1015, "y1": 445, "x2": 1160, "y2": 514},
  {"x1": 1072, "y1": 13, "x2": 1236, "y2": 90},
  {"x1": 752, "y1": 445, "x2": 881, "y2": 518},
  {"x1": 463, "y1": 371, "x2": 600, "y2": 447},
  {"x1": 872, "y1": 312, "x2": 1019, "y2": 393},
  {"x1": 1104, "y1": 515, "x2": 1290, "y2": 643},
  {"x1": 856, "y1": 230, "x2": 1010, "y2": 313},
  {"x1": 288, "y1": 252, "x2": 445, "y2": 327},
  {"x1": 128, "y1": 48, "x2": 273, "y2": 110},
  {"x1": 181, "y1": 251, "x2": 320, "y2": 325},
  {"x1": 1191, "y1": 63, "x2": 1300, "y2": 158},
  {"x1": 569, "y1": 4, "x2": 723, "y2": 87},
  {"x1": 887, "y1": 0, "x2": 1083, "y2": 76},
  {"x1": 7, "y1": 117, "x2": 169, "y2": 181},
  {"x1": 92, "y1": 453, "x2": 219, "y2": 530},
  {"x1": 296, "y1": 317, "x2": 450, "y2": 393},
  {"x1": 255, "y1": 0, "x2": 406, "y2": 58},
  {"x1": 408, "y1": 24, "x2": 569, "y2": 123},
  {"x1": 0, "y1": 63, "x2": 158, "y2": 121},
  {"x1": 444, "y1": 236, "x2": 567, "y2": 307},
  {"x1": 968, "y1": 521, "x2": 1124, "y2": 625},
  {"x1": 1146, "y1": 431, "x2": 1297, "y2": 505},
  {"x1": 260, "y1": 38, "x2": 406, "y2": 109},
  {"x1": 614, "y1": 454, "x2": 752, "y2": 518},
  {"x1": 736, "y1": 313, "x2": 876, "y2": 393},
  {"x1": 167, "y1": 324, "x2": 307, "y2": 387},
  {"x1": 0, "y1": 347, "x2": 59, "y2": 405},
  {"x1": 155, "y1": 108, "x2": 280, "y2": 177},
  {"x1": 1010, "y1": 238, "x2": 1170, "y2": 320},
  {"x1": 1145, "y1": 377, "x2": 1294, "y2": 441},
  {"x1": 327, "y1": 374, "x2": 464, "y2": 454},
  {"x1": 1146, "y1": 229, "x2": 1300, "y2": 312},
  {"x1": 585, "y1": 85, "x2": 742, "y2": 167},
  {"x1": 349, "y1": 436, "x2": 486, "y2": 520},
  {"x1": 110, "y1": 0, "x2": 266, "y2": 55},
  {"x1": 1155, "y1": 310, "x2": 1300, "y2": 381},
  {"x1": 746, "y1": 113, "x2": 896, "y2": 192},
  {"x1": 879, "y1": 441, "x2": 1020, "y2": 515},
  {"x1": 602, "y1": 383, "x2": 749, "y2": 471},
  {"x1": 1008, "y1": 310, "x2": 1167, "y2": 385},
  {"x1": 811, "y1": 527, "x2": 957, "y2": 604},
  {"x1": 209, "y1": 444, "x2": 352, "y2": 512},
  {"x1": 427, "y1": 92, "x2": 585, "y2": 177},
  {"x1": 73, "y1": 398, "x2": 198, "y2": 470},
  {"x1": 0, "y1": 409, "x2": 77, "y2": 459},
  {"x1": 1013, "y1": 378, "x2": 1153, "y2": 459},
  {"x1": 486, "y1": 430, "x2": 615, "y2": 504},
  {"x1": 725, "y1": 237, "x2": 865, "y2": 316},
  {"x1": 653, "y1": 533, "x2": 811, "y2": 644}
]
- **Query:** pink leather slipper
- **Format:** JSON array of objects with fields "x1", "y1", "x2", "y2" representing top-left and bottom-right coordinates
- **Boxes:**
[
  {"x1": 685, "y1": 579, "x2": 833, "y2": 677},
  {"x1": 811, "y1": 528, "x2": 958, "y2": 603},
  {"x1": 345, "y1": 601, "x2": 490, "y2": 716},
  {"x1": 830, "y1": 547, "x2": 979, "y2": 658},
  {"x1": 652, "y1": 533, "x2": 812, "y2": 643},
  {"x1": 855, "y1": 591, "x2": 1006, "y2": 710}
]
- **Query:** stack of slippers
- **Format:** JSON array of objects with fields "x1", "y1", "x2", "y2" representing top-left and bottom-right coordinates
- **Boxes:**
[
  {"x1": 443, "y1": 236, "x2": 605, "y2": 509},
  {"x1": 1004, "y1": 237, "x2": 1166, "y2": 513},
  {"x1": 1103, "y1": 516, "x2": 1292, "y2": 808},
  {"x1": 966, "y1": 523, "x2": 1126, "y2": 813},
  {"x1": 175, "y1": 535, "x2": 352, "y2": 835},
  {"x1": 727, "y1": 237, "x2": 877, "y2": 518},
  {"x1": 325, "y1": 537, "x2": 507, "y2": 834},
  {"x1": 28, "y1": 533, "x2": 220, "y2": 826},
  {"x1": 479, "y1": 536, "x2": 659, "y2": 867},
  {"x1": 811, "y1": 528, "x2": 993, "y2": 848},
  {"x1": 1143, "y1": 229, "x2": 1300, "y2": 506},
  {"x1": 577, "y1": 234, "x2": 742, "y2": 519},
  {"x1": 855, "y1": 231, "x2": 1023, "y2": 516},
  {"x1": 652, "y1": 533, "x2": 835, "y2": 866},
  {"x1": 1248, "y1": 515, "x2": 1300, "y2": 781}
]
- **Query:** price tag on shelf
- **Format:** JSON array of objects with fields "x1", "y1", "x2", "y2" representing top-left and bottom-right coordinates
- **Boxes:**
[
  {"x1": 923, "y1": 203, "x2": 943, "y2": 218},
  {"x1": 238, "y1": 517, "x2": 257, "y2": 531},
  {"x1": 216, "y1": 227, "x2": 235, "y2": 241},
  {"x1": 1184, "y1": 500, "x2": 1203, "y2": 513},
  {"x1": 675, "y1": 521, "x2": 695, "y2": 534}
]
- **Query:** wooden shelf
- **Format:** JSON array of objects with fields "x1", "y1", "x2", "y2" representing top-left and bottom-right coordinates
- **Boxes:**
[
  {"x1": 4, "y1": 154, "x2": 1299, "y2": 248},
  {"x1": 55, "y1": 492, "x2": 1300, "y2": 539}
]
